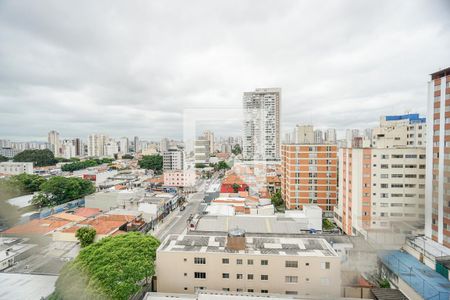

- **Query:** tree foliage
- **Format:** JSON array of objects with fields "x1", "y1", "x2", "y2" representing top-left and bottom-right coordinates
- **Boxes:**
[
  {"x1": 51, "y1": 233, "x2": 160, "y2": 300},
  {"x1": 322, "y1": 219, "x2": 336, "y2": 231},
  {"x1": 76, "y1": 227, "x2": 96, "y2": 247},
  {"x1": 138, "y1": 155, "x2": 163, "y2": 173},
  {"x1": 32, "y1": 176, "x2": 95, "y2": 208},
  {"x1": 195, "y1": 163, "x2": 207, "y2": 168},
  {"x1": 231, "y1": 144, "x2": 242, "y2": 155},
  {"x1": 209, "y1": 161, "x2": 230, "y2": 171},
  {"x1": 61, "y1": 158, "x2": 114, "y2": 172},
  {"x1": 0, "y1": 155, "x2": 8, "y2": 162},
  {"x1": 9, "y1": 173, "x2": 46, "y2": 193},
  {"x1": 13, "y1": 149, "x2": 57, "y2": 167},
  {"x1": 121, "y1": 154, "x2": 134, "y2": 160},
  {"x1": 232, "y1": 183, "x2": 240, "y2": 193},
  {"x1": 271, "y1": 190, "x2": 283, "y2": 207},
  {"x1": 0, "y1": 174, "x2": 46, "y2": 228}
]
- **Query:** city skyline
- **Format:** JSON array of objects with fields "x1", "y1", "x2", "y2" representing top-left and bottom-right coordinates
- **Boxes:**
[{"x1": 0, "y1": 1, "x2": 449, "y2": 140}]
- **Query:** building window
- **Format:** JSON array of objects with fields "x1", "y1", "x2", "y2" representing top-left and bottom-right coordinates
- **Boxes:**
[
  {"x1": 222, "y1": 273, "x2": 229, "y2": 279},
  {"x1": 248, "y1": 289, "x2": 254, "y2": 293},
  {"x1": 285, "y1": 276, "x2": 298, "y2": 283},
  {"x1": 237, "y1": 274, "x2": 243, "y2": 279},
  {"x1": 247, "y1": 259, "x2": 253, "y2": 265},
  {"x1": 247, "y1": 274, "x2": 254, "y2": 280},
  {"x1": 286, "y1": 291, "x2": 298, "y2": 295},
  {"x1": 305, "y1": 262, "x2": 310, "y2": 266},
  {"x1": 261, "y1": 290, "x2": 268, "y2": 294},
  {"x1": 261, "y1": 260, "x2": 268, "y2": 265},
  {"x1": 285, "y1": 261, "x2": 298, "y2": 268},
  {"x1": 222, "y1": 288, "x2": 229, "y2": 291},
  {"x1": 222, "y1": 258, "x2": 229, "y2": 264},
  {"x1": 236, "y1": 259, "x2": 243, "y2": 265},
  {"x1": 321, "y1": 262, "x2": 330, "y2": 270},
  {"x1": 261, "y1": 275, "x2": 269, "y2": 280},
  {"x1": 194, "y1": 257, "x2": 206, "y2": 264},
  {"x1": 194, "y1": 272, "x2": 206, "y2": 279}
]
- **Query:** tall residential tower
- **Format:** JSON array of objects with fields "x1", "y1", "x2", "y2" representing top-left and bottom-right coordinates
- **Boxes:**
[
  {"x1": 426, "y1": 67, "x2": 450, "y2": 247},
  {"x1": 243, "y1": 88, "x2": 281, "y2": 161}
]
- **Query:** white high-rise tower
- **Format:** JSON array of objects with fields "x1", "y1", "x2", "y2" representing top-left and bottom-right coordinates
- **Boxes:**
[{"x1": 243, "y1": 88, "x2": 281, "y2": 161}]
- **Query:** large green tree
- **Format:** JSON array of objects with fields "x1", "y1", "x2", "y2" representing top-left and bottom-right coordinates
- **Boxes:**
[
  {"x1": 0, "y1": 155, "x2": 8, "y2": 162},
  {"x1": 13, "y1": 149, "x2": 57, "y2": 167},
  {"x1": 32, "y1": 177, "x2": 95, "y2": 208},
  {"x1": 271, "y1": 191, "x2": 283, "y2": 207},
  {"x1": 231, "y1": 144, "x2": 242, "y2": 155},
  {"x1": 0, "y1": 174, "x2": 46, "y2": 228},
  {"x1": 138, "y1": 155, "x2": 163, "y2": 173},
  {"x1": 9, "y1": 173, "x2": 46, "y2": 193},
  {"x1": 75, "y1": 227, "x2": 96, "y2": 247},
  {"x1": 51, "y1": 233, "x2": 160, "y2": 300}
]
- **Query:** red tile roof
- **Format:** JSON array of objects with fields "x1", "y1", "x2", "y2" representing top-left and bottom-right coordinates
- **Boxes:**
[
  {"x1": 62, "y1": 214, "x2": 136, "y2": 235},
  {"x1": 74, "y1": 207, "x2": 101, "y2": 218},
  {"x1": 2, "y1": 217, "x2": 70, "y2": 235}
]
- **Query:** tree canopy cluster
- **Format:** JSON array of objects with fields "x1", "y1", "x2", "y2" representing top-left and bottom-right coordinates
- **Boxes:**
[
  {"x1": 13, "y1": 149, "x2": 57, "y2": 167},
  {"x1": 231, "y1": 144, "x2": 242, "y2": 155},
  {"x1": 31, "y1": 176, "x2": 95, "y2": 208},
  {"x1": 138, "y1": 155, "x2": 163, "y2": 173},
  {"x1": 51, "y1": 233, "x2": 160, "y2": 300},
  {"x1": 271, "y1": 191, "x2": 284, "y2": 208},
  {"x1": 75, "y1": 227, "x2": 96, "y2": 247},
  {"x1": 0, "y1": 155, "x2": 8, "y2": 162},
  {"x1": 0, "y1": 174, "x2": 47, "y2": 228},
  {"x1": 61, "y1": 158, "x2": 114, "y2": 172}
]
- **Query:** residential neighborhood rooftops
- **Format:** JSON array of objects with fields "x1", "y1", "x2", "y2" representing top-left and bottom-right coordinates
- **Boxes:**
[
  {"x1": 1, "y1": 217, "x2": 71, "y2": 235},
  {"x1": 61, "y1": 214, "x2": 137, "y2": 235},
  {"x1": 159, "y1": 234, "x2": 337, "y2": 257}
]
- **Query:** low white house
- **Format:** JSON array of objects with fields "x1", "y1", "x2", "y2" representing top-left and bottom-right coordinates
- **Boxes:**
[{"x1": 0, "y1": 162, "x2": 33, "y2": 175}]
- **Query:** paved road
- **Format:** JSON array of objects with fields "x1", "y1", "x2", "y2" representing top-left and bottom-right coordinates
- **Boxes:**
[
  {"x1": 149, "y1": 174, "x2": 220, "y2": 241},
  {"x1": 151, "y1": 191, "x2": 205, "y2": 241}
]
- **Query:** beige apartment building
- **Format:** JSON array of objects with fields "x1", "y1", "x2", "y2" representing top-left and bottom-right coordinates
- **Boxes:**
[
  {"x1": 335, "y1": 147, "x2": 426, "y2": 236},
  {"x1": 156, "y1": 231, "x2": 341, "y2": 298},
  {"x1": 281, "y1": 144, "x2": 338, "y2": 218}
]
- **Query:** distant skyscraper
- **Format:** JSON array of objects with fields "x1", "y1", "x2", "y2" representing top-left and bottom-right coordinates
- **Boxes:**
[
  {"x1": 134, "y1": 136, "x2": 140, "y2": 153},
  {"x1": 294, "y1": 125, "x2": 314, "y2": 144},
  {"x1": 426, "y1": 67, "x2": 450, "y2": 247},
  {"x1": 118, "y1": 137, "x2": 129, "y2": 154},
  {"x1": 88, "y1": 134, "x2": 107, "y2": 157},
  {"x1": 314, "y1": 129, "x2": 323, "y2": 144},
  {"x1": 324, "y1": 128, "x2": 337, "y2": 144},
  {"x1": 73, "y1": 138, "x2": 82, "y2": 156},
  {"x1": 160, "y1": 138, "x2": 169, "y2": 153},
  {"x1": 203, "y1": 130, "x2": 215, "y2": 155},
  {"x1": 243, "y1": 88, "x2": 280, "y2": 160},
  {"x1": 48, "y1": 130, "x2": 60, "y2": 155}
]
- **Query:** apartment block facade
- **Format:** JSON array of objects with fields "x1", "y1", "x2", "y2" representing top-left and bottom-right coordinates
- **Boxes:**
[
  {"x1": 426, "y1": 67, "x2": 450, "y2": 247},
  {"x1": 372, "y1": 114, "x2": 426, "y2": 148},
  {"x1": 281, "y1": 144, "x2": 338, "y2": 218},
  {"x1": 243, "y1": 88, "x2": 281, "y2": 161},
  {"x1": 163, "y1": 150, "x2": 184, "y2": 171},
  {"x1": 335, "y1": 148, "x2": 426, "y2": 236},
  {"x1": 0, "y1": 162, "x2": 34, "y2": 175},
  {"x1": 163, "y1": 170, "x2": 196, "y2": 187},
  {"x1": 156, "y1": 233, "x2": 340, "y2": 298}
]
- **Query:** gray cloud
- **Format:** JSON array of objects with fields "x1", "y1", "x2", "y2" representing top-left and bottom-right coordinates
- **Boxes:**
[{"x1": 0, "y1": 0, "x2": 449, "y2": 141}]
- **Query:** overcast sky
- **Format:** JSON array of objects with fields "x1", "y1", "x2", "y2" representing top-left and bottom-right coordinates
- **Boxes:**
[{"x1": 0, "y1": 0, "x2": 449, "y2": 142}]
